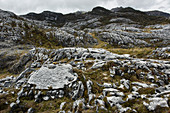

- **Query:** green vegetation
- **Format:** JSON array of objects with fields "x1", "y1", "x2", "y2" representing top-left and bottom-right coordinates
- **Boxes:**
[
  {"x1": 0, "y1": 88, "x2": 20, "y2": 113},
  {"x1": 107, "y1": 48, "x2": 154, "y2": 58},
  {"x1": 18, "y1": 97, "x2": 72, "y2": 113},
  {"x1": 20, "y1": 24, "x2": 61, "y2": 49},
  {"x1": 84, "y1": 61, "x2": 94, "y2": 69},
  {"x1": 138, "y1": 87, "x2": 155, "y2": 95},
  {"x1": 89, "y1": 33, "x2": 108, "y2": 48},
  {"x1": 0, "y1": 72, "x2": 18, "y2": 79},
  {"x1": 11, "y1": 21, "x2": 16, "y2": 27}
]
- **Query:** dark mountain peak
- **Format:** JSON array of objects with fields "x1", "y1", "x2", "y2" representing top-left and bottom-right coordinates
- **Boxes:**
[
  {"x1": 20, "y1": 7, "x2": 170, "y2": 27},
  {"x1": 42, "y1": 11, "x2": 54, "y2": 13},
  {"x1": 0, "y1": 9, "x2": 17, "y2": 18},
  {"x1": 74, "y1": 11, "x2": 86, "y2": 15},
  {"x1": 111, "y1": 7, "x2": 123, "y2": 12},
  {"x1": 41, "y1": 11, "x2": 63, "y2": 16},
  {"x1": 92, "y1": 6, "x2": 109, "y2": 11},
  {"x1": 120, "y1": 7, "x2": 135, "y2": 11},
  {"x1": 23, "y1": 11, "x2": 63, "y2": 18},
  {"x1": 22, "y1": 11, "x2": 64, "y2": 24},
  {"x1": 118, "y1": 7, "x2": 145, "y2": 14},
  {"x1": 91, "y1": 6, "x2": 111, "y2": 15},
  {"x1": 24, "y1": 12, "x2": 37, "y2": 16},
  {"x1": 146, "y1": 10, "x2": 170, "y2": 18}
]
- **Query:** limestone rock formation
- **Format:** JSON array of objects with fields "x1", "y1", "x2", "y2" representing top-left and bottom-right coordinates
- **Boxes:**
[{"x1": 28, "y1": 64, "x2": 77, "y2": 89}]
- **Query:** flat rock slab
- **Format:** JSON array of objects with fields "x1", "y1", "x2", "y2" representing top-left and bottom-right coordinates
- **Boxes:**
[{"x1": 28, "y1": 64, "x2": 77, "y2": 89}]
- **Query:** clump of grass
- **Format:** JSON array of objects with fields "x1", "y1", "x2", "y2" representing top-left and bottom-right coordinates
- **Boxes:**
[
  {"x1": 0, "y1": 94, "x2": 10, "y2": 112},
  {"x1": 84, "y1": 61, "x2": 94, "y2": 69},
  {"x1": 60, "y1": 58, "x2": 67, "y2": 63},
  {"x1": 138, "y1": 87, "x2": 155, "y2": 94},
  {"x1": 107, "y1": 48, "x2": 154, "y2": 58},
  {"x1": 154, "y1": 106, "x2": 170, "y2": 113},
  {"x1": 20, "y1": 26, "x2": 61, "y2": 49},
  {"x1": 20, "y1": 97, "x2": 72, "y2": 113},
  {"x1": 120, "y1": 66, "x2": 128, "y2": 73},
  {"x1": 103, "y1": 97, "x2": 118, "y2": 112},
  {"x1": 133, "y1": 102, "x2": 148, "y2": 113},
  {"x1": 103, "y1": 97, "x2": 109, "y2": 108},
  {"x1": 89, "y1": 33, "x2": 108, "y2": 48},
  {"x1": 0, "y1": 88, "x2": 19, "y2": 112},
  {"x1": 82, "y1": 109, "x2": 96, "y2": 113},
  {"x1": 123, "y1": 98, "x2": 148, "y2": 113},
  {"x1": 0, "y1": 72, "x2": 18, "y2": 79},
  {"x1": 102, "y1": 61, "x2": 116, "y2": 71},
  {"x1": 136, "y1": 69, "x2": 143, "y2": 76},
  {"x1": 91, "y1": 81, "x2": 104, "y2": 94},
  {"x1": 77, "y1": 103, "x2": 84, "y2": 112},
  {"x1": 61, "y1": 102, "x2": 73, "y2": 112}
]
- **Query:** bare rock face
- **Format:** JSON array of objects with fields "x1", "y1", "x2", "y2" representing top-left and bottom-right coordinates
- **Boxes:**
[
  {"x1": 28, "y1": 64, "x2": 77, "y2": 89},
  {"x1": 143, "y1": 97, "x2": 169, "y2": 111}
]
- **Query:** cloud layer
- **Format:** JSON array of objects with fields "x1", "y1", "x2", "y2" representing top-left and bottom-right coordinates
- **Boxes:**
[{"x1": 0, "y1": 0, "x2": 169, "y2": 15}]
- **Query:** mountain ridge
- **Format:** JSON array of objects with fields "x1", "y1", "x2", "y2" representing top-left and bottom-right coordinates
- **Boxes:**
[
  {"x1": 19, "y1": 6, "x2": 170, "y2": 27},
  {"x1": 146, "y1": 10, "x2": 170, "y2": 18}
]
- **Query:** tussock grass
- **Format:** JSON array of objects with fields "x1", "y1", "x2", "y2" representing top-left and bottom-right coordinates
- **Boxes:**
[
  {"x1": 20, "y1": 97, "x2": 72, "y2": 113},
  {"x1": 107, "y1": 47, "x2": 154, "y2": 58},
  {"x1": 89, "y1": 33, "x2": 108, "y2": 48},
  {"x1": 0, "y1": 88, "x2": 19, "y2": 113},
  {"x1": 138, "y1": 87, "x2": 155, "y2": 94},
  {"x1": 0, "y1": 72, "x2": 18, "y2": 79}
]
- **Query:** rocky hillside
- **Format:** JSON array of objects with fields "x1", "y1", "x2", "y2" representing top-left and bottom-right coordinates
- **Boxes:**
[
  {"x1": 0, "y1": 7, "x2": 170, "y2": 113},
  {"x1": 146, "y1": 10, "x2": 170, "y2": 18}
]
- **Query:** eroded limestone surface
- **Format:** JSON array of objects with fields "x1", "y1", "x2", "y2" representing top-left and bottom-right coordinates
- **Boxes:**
[{"x1": 28, "y1": 64, "x2": 77, "y2": 89}]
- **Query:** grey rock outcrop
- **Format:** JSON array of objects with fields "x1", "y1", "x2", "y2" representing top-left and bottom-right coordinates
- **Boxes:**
[
  {"x1": 107, "y1": 96, "x2": 124, "y2": 107},
  {"x1": 28, "y1": 64, "x2": 77, "y2": 89},
  {"x1": 143, "y1": 97, "x2": 169, "y2": 111}
]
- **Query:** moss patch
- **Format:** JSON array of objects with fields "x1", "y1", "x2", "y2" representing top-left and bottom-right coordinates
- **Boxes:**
[{"x1": 138, "y1": 87, "x2": 155, "y2": 95}]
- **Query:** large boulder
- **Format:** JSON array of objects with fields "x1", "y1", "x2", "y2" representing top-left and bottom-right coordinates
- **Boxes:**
[{"x1": 28, "y1": 64, "x2": 77, "y2": 89}]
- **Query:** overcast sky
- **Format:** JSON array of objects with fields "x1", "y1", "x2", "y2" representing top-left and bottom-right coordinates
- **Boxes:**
[{"x1": 0, "y1": 0, "x2": 170, "y2": 15}]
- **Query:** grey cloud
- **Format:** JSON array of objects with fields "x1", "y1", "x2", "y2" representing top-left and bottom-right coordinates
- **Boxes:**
[
  {"x1": 0, "y1": 0, "x2": 169, "y2": 15},
  {"x1": 115, "y1": 0, "x2": 170, "y2": 12}
]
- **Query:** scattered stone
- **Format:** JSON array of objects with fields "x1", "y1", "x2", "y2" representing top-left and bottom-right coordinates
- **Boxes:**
[
  {"x1": 72, "y1": 81, "x2": 84, "y2": 100},
  {"x1": 4, "y1": 81, "x2": 11, "y2": 87},
  {"x1": 103, "y1": 83, "x2": 113, "y2": 88},
  {"x1": 60, "y1": 102, "x2": 66, "y2": 110},
  {"x1": 86, "y1": 80, "x2": 93, "y2": 95},
  {"x1": 116, "y1": 104, "x2": 131, "y2": 113},
  {"x1": 143, "y1": 97, "x2": 169, "y2": 111},
  {"x1": 73, "y1": 98, "x2": 86, "y2": 111},
  {"x1": 43, "y1": 96, "x2": 49, "y2": 101},
  {"x1": 120, "y1": 79, "x2": 130, "y2": 89},
  {"x1": 27, "y1": 107, "x2": 35, "y2": 113},
  {"x1": 107, "y1": 96, "x2": 124, "y2": 107},
  {"x1": 10, "y1": 102, "x2": 17, "y2": 110}
]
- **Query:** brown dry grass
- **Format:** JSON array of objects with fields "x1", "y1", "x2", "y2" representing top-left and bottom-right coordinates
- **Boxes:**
[
  {"x1": 107, "y1": 47, "x2": 154, "y2": 58},
  {"x1": 89, "y1": 33, "x2": 108, "y2": 48},
  {"x1": 0, "y1": 72, "x2": 18, "y2": 79}
]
